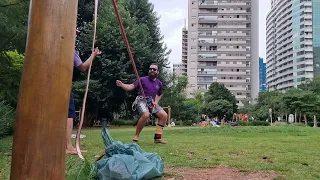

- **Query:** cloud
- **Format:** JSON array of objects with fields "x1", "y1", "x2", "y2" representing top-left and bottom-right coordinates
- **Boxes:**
[
  {"x1": 155, "y1": 8, "x2": 186, "y2": 67},
  {"x1": 162, "y1": 24, "x2": 185, "y2": 66}
]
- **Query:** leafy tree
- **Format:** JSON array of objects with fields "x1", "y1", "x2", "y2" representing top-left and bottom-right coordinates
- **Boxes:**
[
  {"x1": 204, "y1": 82, "x2": 238, "y2": 112},
  {"x1": 125, "y1": 0, "x2": 171, "y2": 73},
  {"x1": 298, "y1": 74, "x2": 320, "y2": 94},
  {"x1": 252, "y1": 91, "x2": 284, "y2": 121},
  {"x1": 283, "y1": 88, "x2": 319, "y2": 123},
  {"x1": 161, "y1": 75, "x2": 188, "y2": 120},
  {"x1": 0, "y1": 50, "x2": 24, "y2": 106},
  {"x1": 180, "y1": 98, "x2": 203, "y2": 122},
  {"x1": 0, "y1": 101, "x2": 15, "y2": 137},
  {"x1": 203, "y1": 100, "x2": 233, "y2": 120},
  {"x1": 0, "y1": 0, "x2": 28, "y2": 53},
  {"x1": 72, "y1": 0, "x2": 170, "y2": 123}
]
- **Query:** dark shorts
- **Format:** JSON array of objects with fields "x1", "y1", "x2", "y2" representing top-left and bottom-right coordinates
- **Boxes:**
[{"x1": 68, "y1": 92, "x2": 76, "y2": 118}]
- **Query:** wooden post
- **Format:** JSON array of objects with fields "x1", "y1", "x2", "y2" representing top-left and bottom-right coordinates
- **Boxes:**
[
  {"x1": 10, "y1": 0, "x2": 78, "y2": 179},
  {"x1": 314, "y1": 115, "x2": 318, "y2": 127},
  {"x1": 269, "y1": 108, "x2": 272, "y2": 125},
  {"x1": 304, "y1": 114, "x2": 307, "y2": 125},
  {"x1": 167, "y1": 106, "x2": 171, "y2": 127}
]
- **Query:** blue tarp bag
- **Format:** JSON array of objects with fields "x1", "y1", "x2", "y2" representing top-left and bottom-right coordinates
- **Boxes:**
[{"x1": 93, "y1": 128, "x2": 164, "y2": 180}]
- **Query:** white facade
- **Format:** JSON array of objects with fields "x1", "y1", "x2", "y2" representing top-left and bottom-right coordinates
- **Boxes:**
[
  {"x1": 186, "y1": 0, "x2": 259, "y2": 105},
  {"x1": 266, "y1": 0, "x2": 314, "y2": 91},
  {"x1": 173, "y1": 63, "x2": 183, "y2": 76},
  {"x1": 181, "y1": 21, "x2": 188, "y2": 76}
]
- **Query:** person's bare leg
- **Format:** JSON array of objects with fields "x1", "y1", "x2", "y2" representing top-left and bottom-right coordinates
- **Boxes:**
[
  {"x1": 133, "y1": 112, "x2": 150, "y2": 142},
  {"x1": 154, "y1": 110, "x2": 168, "y2": 144},
  {"x1": 66, "y1": 118, "x2": 77, "y2": 154}
]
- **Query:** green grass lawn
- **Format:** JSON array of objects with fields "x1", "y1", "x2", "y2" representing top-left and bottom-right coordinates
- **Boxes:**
[{"x1": 1, "y1": 125, "x2": 320, "y2": 179}]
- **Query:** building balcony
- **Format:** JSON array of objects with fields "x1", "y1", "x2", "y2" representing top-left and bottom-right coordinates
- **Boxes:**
[
  {"x1": 217, "y1": 56, "x2": 247, "y2": 60},
  {"x1": 217, "y1": 48, "x2": 246, "y2": 52},
  {"x1": 198, "y1": 10, "x2": 218, "y2": 14},
  {"x1": 218, "y1": 10, "x2": 250, "y2": 14},
  {"x1": 217, "y1": 63, "x2": 247, "y2": 68},
  {"x1": 216, "y1": 71, "x2": 247, "y2": 75},
  {"x1": 218, "y1": 25, "x2": 247, "y2": 29},
  {"x1": 217, "y1": 33, "x2": 247, "y2": 37},
  {"x1": 217, "y1": 40, "x2": 247, "y2": 44},
  {"x1": 235, "y1": 95, "x2": 247, "y2": 99},
  {"x1": 217, "y1": 79, "x2": 247, "y2": 83},
  {"x1": 198, "y1": 25, "x2": 218, "y2": 30},
  {"x1": 198, "y1": 49, "x2": 217, "y2": 52},
  {"x1": 198, "y1": 40, "x2": 217, "y2": 44},
  {"x1": 197, "y1": 71, "x2": 217, "y2": 75},
  {"x1": 198, "y1": 1, "x2": 218, "y2": 5},
  {"x1": 198, "y1": 33, "x2": 217, "y2": 37},
  {"x1": 197, "y1": 81, "x2": 217, "y2": 85},
  {"x1": 227, "y1": 87, "x2": 247, "y2": 91},
  {"x1": 218, "y1": 18, "x2": 249, "y2": 21}
]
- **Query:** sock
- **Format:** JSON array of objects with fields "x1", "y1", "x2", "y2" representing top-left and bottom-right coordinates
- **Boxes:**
[{"x1": 154, "y1": 124, "x2": 164, "y2": 140}]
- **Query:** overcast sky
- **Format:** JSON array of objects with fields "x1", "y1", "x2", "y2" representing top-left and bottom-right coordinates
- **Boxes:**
[{"x1": 149, "y1": 0, "x2": 271, "y2": 67}]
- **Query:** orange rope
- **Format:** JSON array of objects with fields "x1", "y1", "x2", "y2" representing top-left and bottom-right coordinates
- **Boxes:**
[
  {"x1": 111, "y1": 0, "x2": 146, "y2": 98},
  {"x1": 75, "y1": 0, "x2": 99, "y2": 160},
  {"x1": 76, "y1": 0, "x2": 148, "y2": 160}
]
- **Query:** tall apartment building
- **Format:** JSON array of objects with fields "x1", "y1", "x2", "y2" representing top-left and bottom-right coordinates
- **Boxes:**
[
  {"x1": 181, "y1": 20, "x2": 188, "y2": 76},
  {"x1": 266, "y1": 0, "x2": 320, "y2": 91},
  {"x1": 259, "y1": 57, "x2": 267, "y2": 92},
  {"x1": 186, "y1": 0, "x2": 259, "y2": 106},
  {"x1": 173, "y1": 63, "x2": 183, "y2": 76}
]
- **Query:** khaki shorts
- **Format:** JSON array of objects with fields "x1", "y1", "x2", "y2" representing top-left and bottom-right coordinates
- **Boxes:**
[{"x1": 133, "y1": 96, "x2": 163, "y2": 115}]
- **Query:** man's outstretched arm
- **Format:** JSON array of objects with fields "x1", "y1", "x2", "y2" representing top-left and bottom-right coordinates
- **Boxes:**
[{"x1": 116, "y1": 80, "x2": 135, "y2": 91}]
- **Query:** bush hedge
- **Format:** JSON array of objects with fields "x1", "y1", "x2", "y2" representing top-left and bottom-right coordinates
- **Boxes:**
[
  {"x1": 110, "y1": 119, "x2": 138, "y2": 126},
  {"x1": 239, "y1": 120, "x2": 269, "y2": 126},
  {"x1": 0, "y1": 101, "x2": 15, "y2": 138}
]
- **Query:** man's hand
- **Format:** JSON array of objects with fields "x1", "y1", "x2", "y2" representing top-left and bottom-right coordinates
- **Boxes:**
[
  {"x1": 152, "y1": 100, "x2": 158, "y2": 107},
  {"x1": 92, "y1": 47, "x2": 102, "y2": 57},
  {"x1": 116, "y1": 80, "x2": 123, "y2": 87},
  {"x1": 77, "y1": 47, "x2": 101, "y2": 72}
]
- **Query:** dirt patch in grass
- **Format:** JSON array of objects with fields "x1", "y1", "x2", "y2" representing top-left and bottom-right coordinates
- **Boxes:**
[{"x1": 164, "y1": 166, "x2": 279, "y2": 180}]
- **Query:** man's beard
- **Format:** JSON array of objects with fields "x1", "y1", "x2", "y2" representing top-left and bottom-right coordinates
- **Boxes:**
[{"x1": 148, "y1": 72, "x2": 157, "y2": 79}]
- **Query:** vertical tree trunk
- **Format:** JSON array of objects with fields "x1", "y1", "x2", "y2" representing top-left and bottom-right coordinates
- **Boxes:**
[
  {"x1": 314, "y1": 115, "x2": 318, "y2": 127},
  {"x1": 286, "y1": 114, "x2": 288, "y2": 122},
  {"x1": 299, "y1": 113, "x2": 301, "y2": 123},
  {"x1": 304, "y1": 114, "x2": 307, "y2": 125},
  {"x1": 295, "y1": 111, "x2": 297, "y2": 123},
  {"x1": 10, "y1": 0, "x2": 78, "y2": 179}
]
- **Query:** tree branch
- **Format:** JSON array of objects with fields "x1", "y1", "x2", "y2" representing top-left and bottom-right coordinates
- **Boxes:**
[
  {"x1": 0, "y1": 33, "x2": 18, "y2": 52},
  {"x1": 0, "y1": 1, "x2": 22, "y2": 8}
]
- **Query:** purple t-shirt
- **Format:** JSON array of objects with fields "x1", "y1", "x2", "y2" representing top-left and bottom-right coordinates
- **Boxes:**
[
  {"x1": 74, "y1": 52, "x2": 82, "y2": 67},
  {"x1": 133, "y1": 76, "x2": 163, "y2": 99}
]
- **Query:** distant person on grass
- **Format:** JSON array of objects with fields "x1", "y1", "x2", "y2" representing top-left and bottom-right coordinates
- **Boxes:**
[
  {"x1": 116, "y1": 64, "x2": 168, "y2": 144},
  {"x1": 66, "y1": 30, "x2": 102, "y2": 155}
]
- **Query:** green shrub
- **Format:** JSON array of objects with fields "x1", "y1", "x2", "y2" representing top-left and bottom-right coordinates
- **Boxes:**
[
  {"x1": 183, "y1": 120, "x2": 193, "y2": 126},
  {"x1": 239, "y1": 120, "x2": 269, "y2": 126},
  {"x1": 249, "y1": 121, "x2": 269, "y2": 126},
  {"x1": 0, "y1": 101, "x2": 15, "y2": 138},
  {"x1": 307, "y1": 122, "x2": 320, "y2": 127},
  {"x1": 239, "y1": 120, "x2": 249, "y2": 126},
  {"x1": 110, "y1": 119, "x2": 137, "y2": 126}
]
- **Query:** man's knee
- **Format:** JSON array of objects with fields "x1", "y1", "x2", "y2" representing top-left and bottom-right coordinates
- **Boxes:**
[
  {"x1": 156, "y1": 110, "x2": 167, "y2": 120},
  {"x1": 140, "y1": 112, "x2": 150, "y2": 119}
]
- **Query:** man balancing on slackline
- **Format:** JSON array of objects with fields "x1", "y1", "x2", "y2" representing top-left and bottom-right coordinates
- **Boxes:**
[{"x1": 116, "y1": 63, "x2": 168, "y2": 144}]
